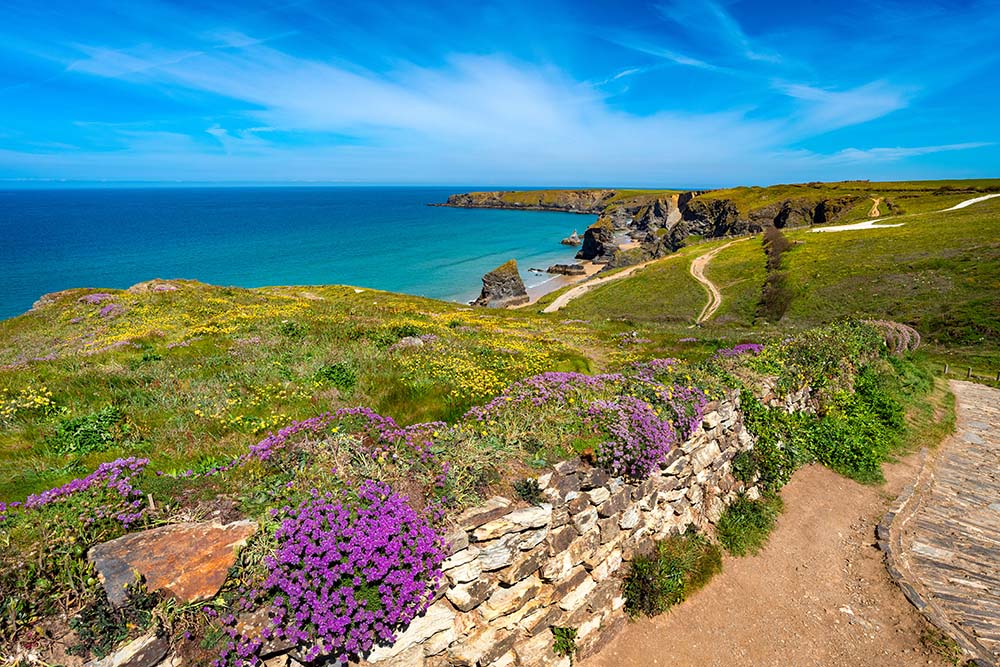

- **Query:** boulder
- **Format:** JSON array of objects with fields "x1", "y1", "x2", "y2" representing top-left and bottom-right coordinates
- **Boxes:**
[
  {"x1": 546, "y1": 263, "x2": 586, "y2": 276},
  {"x1": 472, "y1": 260, "x2": 529, "y2": 308},
  {"x1": 560, "y1": 230, "x2": 582, "y2": 246},
  {"x1": 89, "y1": 520, "x2": 257, "y2": 606}
]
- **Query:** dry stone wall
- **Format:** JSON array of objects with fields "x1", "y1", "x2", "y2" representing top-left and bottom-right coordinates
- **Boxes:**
[{"x1": 353, "y1": 389, "x2": 760, "y2": 667}]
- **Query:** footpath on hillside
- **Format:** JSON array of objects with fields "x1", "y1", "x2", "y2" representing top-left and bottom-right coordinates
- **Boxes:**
[
  {"x1": 689, "y1": 239, "x2": 744, "y2": 324},
  {"x1": 581, "y1": 459, "x2": 956, "y2": 667},
  {"x1": 883, "y1": 381, "x2": 1000, "y2": 666}
]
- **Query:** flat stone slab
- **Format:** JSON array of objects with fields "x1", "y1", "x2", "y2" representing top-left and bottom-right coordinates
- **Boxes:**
[
  {"x1": 89, "y1": 520, "x2": 257, "y2": 606},
  {"x1": 901, "y1": 381, "x2": 1000, "y2": 664}
]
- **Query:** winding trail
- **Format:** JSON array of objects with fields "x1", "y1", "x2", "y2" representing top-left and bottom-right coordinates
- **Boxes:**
[
  {"x1": 691, "y1": 239, "x2": 744, "y2": 324},
  {"x1": 869, "y1": 197, "x2": 883, "y2": 217},
  {"x1": 815, "y1": 192, "x2": 1000, "y2": 233},
  {"x1": 541, "y1": 259, "x2": 659, "y2": 313}
]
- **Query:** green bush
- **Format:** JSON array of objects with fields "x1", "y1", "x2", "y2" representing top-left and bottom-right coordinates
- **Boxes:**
[
  {"x1": 47, "y1": 407, "x2": 130, "y2": 456},
  {"x1": 315, "y1": 362, "x2": 358, "y2": 392},
  {"x1": 716, "y1": 492, "x2": 783, "y2": 556},
  {"x1": 622, "y1": 530, "x2": 722, "y2": 618},
  {"x1": 69, "y1": 580, "x2": 159, "y2": 659}
]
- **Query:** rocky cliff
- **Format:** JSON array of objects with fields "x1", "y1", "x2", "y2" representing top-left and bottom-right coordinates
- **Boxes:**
[
  {"x1": 442, "y1": 189, "x2": 862, "y2": 272},
  {"x1": 442, "y1": 190, "x2": 617, "y2": 214}
]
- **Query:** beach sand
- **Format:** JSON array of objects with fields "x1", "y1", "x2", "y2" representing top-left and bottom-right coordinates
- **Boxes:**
[{"x1": 515, "y1": 261, "x2": 604, "y2": 307}]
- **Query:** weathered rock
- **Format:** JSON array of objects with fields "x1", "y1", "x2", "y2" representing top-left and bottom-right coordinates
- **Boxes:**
[
  {"x1": 560, "y1": 231, "x2": 582, "y2": 246},
  {"x1": 446, "y1": 579, "x2": 492, "y2": 612},
  {"x1": 83, "y1": 633, "x2": 168, "y2": 667},
  {"x1": 480, "y1": 575, "x2": 542, "y2": 621},
  {"x1": 367, "y1": 600, "x2": 455, "y2": 662},
  {"x1": 89, "y1": 520, "x2": 257, "y2": 606},
  {"x1": 546, "y1": 263, "x2": 586, "y2": 276},
  {"x1": 473, "y1": 505, "x2": 552, "y2": 541},
  {"x1": 575, "y1": 220, "x2": 616, "y2": 263},
  {"x1": 471, "y1": 260, "x2": 529, "y2": 308}
]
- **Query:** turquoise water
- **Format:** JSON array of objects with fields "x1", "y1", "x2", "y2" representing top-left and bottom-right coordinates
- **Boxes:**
[{"x1": 0, "y1": 187, "x2": 595, "y2": 320}]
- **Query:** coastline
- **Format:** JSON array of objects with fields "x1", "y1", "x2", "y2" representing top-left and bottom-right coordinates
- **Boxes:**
[{"x1": 515, "y1": 260, "x2": 604, "y2": 307}]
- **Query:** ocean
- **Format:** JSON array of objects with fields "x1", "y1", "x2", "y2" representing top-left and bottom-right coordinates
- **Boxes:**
[{"x1": 0, "y1": 187, "x2": 595, "y2": 320}]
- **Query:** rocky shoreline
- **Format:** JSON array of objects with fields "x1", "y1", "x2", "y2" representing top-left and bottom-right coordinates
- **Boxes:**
[{"x1": 443, "y1": 189, "x2": 860, "y2": 280}]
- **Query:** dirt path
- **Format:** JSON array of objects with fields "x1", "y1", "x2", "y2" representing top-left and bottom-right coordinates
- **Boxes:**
[
  {"x1": 582, "y1": 459, "x2": 954, "y2": 667},
  {"x1": 869, "y1": 197, "x2": 883, "y2": 217},
  {"x1": 690, "y1": 239, "x2": 744, "y2": 324},
  {"x1": 541, "y1": 259, "x2": 659, "y2": 314},
  {"x1": 815, "y1": 192, "x2": 1000, "y2": 233}
]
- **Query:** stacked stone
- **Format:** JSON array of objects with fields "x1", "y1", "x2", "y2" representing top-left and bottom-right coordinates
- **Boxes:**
[
  {"x1": 358, "y1": 391, "x2": 757, "y2": 667},
  {"x1": 104, "y1": 393, "x2": 765, "y2": 667}
]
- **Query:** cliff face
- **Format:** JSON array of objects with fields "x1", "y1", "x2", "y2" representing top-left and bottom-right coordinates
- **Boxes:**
[
  {"x1": 442, "y1": 189, "x2": 861, "y2": 272},
  {"x1": 443, "y1": 189, "x2": 617, "y2": 214}
]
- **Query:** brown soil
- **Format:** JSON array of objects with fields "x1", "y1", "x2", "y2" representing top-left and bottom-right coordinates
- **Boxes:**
[{"x1": 582, "y1": 460, "x2": 954, "y2": 667}]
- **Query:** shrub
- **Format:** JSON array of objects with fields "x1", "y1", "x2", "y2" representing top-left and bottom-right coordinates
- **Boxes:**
[
  {"x1": 622, "y1": 530, "x2": 722, "y2": 618},
  {"x1": 315, "y1": 362, "x2": 358, "y2": 392},
  {"x1": 223, "y1": 480, "x2": 444, "y2": 664},
  {"x1": 588, "y1": 396, "x2": 676, "y2": 480},
  {"x1": 47, "y1": 407, "x2": 130, "y2": 456},
  {"x1": 716, "y1": 492, "x2": 783, "y2": 556},
  {"x1": 0, "y1": 458, "x2": 149, "y2": 641}
]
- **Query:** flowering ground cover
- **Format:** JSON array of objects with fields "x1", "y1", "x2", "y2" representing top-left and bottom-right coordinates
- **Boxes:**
[{"x1": 0, "y1": 275, "x2": 949, "y2": 666}]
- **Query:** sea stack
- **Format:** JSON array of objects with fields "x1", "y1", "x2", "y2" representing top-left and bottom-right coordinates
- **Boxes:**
[
  {"x1": 472, "y1": 259, "x2": 530, "y2": 308},
  {"x1": 575, "y1": 218, "x2": 617, "y2": 263},
  {"x1": 561, "y1": 230, "x2": 582, "y2": 246}
]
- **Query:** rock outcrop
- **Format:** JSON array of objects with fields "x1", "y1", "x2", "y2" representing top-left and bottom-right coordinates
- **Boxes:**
[
  {"x1": 546, "y1": 264, "x2": 586, "y2": 276},
  {"x1": 575, "y1": 220, "x2": 617, "y2": 263},
  {"x1": 442, "y1": 189, "x2": 864, "y2": 279},
  {"x1": 472, "y1": 260, "x2": 530, "y2": 308},
  {"x1": 560, "y1": 231, "x2": 582, "y2": 246},
  {"x1": 88, "y1": 520, "x2": 258, "y2": 606}
]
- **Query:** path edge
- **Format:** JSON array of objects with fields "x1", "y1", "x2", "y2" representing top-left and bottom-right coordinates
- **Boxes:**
[{"x1": 877, "y1": 446, "x2": 996, "y2": 666}]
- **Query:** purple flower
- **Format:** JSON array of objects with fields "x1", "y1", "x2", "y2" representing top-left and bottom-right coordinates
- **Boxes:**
[
  {"x1": 217, "y1": 480, "x2": 444, "y2": 666},
  {"x1": 713, "y1": 343, "x2": 764, "y2": 359}
]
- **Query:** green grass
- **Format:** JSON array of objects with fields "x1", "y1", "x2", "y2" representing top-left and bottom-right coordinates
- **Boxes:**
[
  {"x1": 715, "y1": 492, "x2": 783, "y2": 556},
  {"x1": 622, "y1": 530, "x2": 723, "y2": 618},
  {"x1": 0, "y1": 282, "x2": 609, "y2": 499},
  {"x1": 547, "y1": 192, "x2": 1000, "y2": 377}
]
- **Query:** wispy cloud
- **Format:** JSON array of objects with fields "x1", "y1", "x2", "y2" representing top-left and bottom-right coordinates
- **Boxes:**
[
  {"x1": 777, "y1": 80, "x2": 913, "y2": 134},
  {"x1": 826, "y1": 142, "x2": 994, "y2": 164},
  {"x1": 654, "y1": 0, "x2": 781, "y2": 63}
]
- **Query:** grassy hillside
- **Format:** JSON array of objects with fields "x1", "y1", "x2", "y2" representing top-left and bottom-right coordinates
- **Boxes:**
[
  {"x1": 550, "y1": 193, "x2": 1000, "y2": 378},
  {"x1": 697, "y1": 178, "x2": 1000, "y2": 218},
  {"x1": 0, "y1": 282, "x2": 609, "y2": 500},
  {"x1": 2, "y1": 178, "x2": 985, "y2": 666}
]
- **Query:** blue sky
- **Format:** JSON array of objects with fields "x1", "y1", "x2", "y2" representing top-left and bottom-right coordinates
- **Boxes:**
[{"x1": 1, "y1": 0, "x2": 998, "y2": 187}]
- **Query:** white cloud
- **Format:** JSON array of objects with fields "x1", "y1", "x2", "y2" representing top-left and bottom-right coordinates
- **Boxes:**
[
  {"x1": 777, "y1": 80, "x2": 912, "y2": 134},
  {"x1": 825, "y1": 142, "x2": 993, "y2": 163}
]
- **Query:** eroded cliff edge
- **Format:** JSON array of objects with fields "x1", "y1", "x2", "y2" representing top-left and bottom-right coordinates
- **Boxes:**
[{"x1": 440, "y1": 188, "x2": 860, "y2": 268}]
